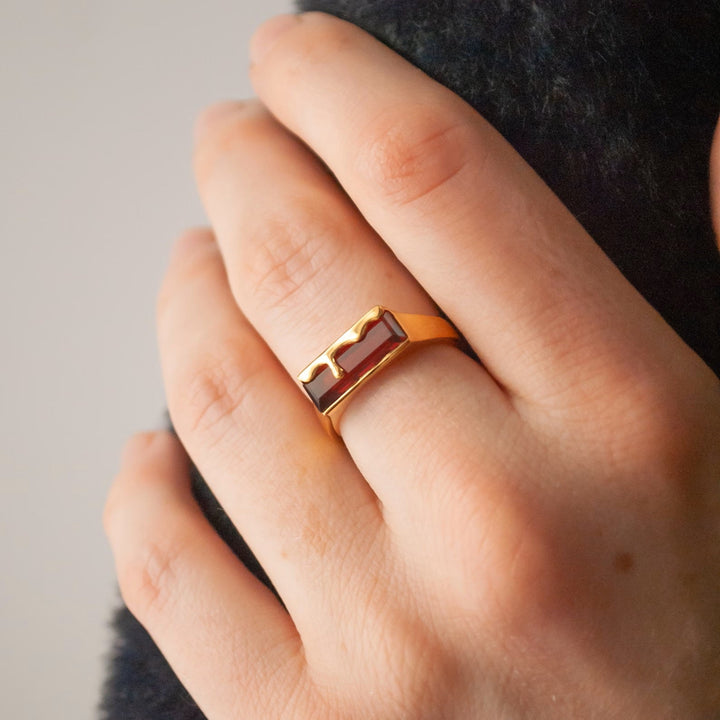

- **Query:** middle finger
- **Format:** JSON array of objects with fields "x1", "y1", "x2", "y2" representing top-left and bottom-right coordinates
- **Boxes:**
[{"x1": 194, "y1": 100, "x2": 528, "y2": 552}]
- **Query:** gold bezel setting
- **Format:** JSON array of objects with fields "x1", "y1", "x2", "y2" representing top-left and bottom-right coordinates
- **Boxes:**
[{"x1": 298, "y1": 306, "x2": 459, "y2": 435}]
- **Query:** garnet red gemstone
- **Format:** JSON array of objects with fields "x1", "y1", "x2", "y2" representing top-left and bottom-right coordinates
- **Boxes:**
[{"x1": 303, "y1": 311, "x2": 407, "y2": 413}]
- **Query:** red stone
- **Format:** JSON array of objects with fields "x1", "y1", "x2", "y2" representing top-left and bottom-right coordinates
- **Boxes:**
[{"x1": 303, "y1": 311, "x2": 407, "y2": 413}]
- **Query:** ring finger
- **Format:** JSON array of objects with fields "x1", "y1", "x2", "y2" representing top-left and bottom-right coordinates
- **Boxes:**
[{"x1": 157, "y1": 227, "x2": 385, "y2": 665}]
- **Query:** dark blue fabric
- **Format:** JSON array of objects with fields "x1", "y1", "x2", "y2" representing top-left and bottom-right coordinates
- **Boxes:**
[{"x1": 99, "y1": 2, "x2": 720, "y2": 717}]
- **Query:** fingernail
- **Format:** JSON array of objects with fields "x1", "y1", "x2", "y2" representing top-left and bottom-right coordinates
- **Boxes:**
[
  {"x1": 250, "y1": 13, "x2": 300, "y2": 65},
  {"x1": 194, "y1": 100, "x2": 243, "y2": 144},
  {"x1": 169, "y1": 227, "x2": 213, "y2": 264},
  {"x1": 121, "y1": 431, "x2": 161, "y2": 465}
]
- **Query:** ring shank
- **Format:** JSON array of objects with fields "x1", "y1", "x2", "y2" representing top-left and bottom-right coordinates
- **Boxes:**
[{"x1": 393, "y1": 311, "x2": 460, "y2": 345}]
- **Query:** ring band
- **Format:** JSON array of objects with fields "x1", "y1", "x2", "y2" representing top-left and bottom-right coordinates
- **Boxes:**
[{"x1": 297, "y1": 306, "x2": 460, "y2": 435}]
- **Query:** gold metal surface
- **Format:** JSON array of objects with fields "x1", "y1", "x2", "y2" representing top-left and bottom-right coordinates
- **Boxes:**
[
  {"x1": 297, "y1": 306, "x2": 384, "y2": 384},
  {"x1": 298, "y1": 306, "x2": 460, "y2": 437}
]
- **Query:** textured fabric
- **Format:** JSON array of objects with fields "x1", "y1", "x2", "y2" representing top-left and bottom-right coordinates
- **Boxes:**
[{"x1": 99, "y1": 2, "x2": 720, "y2": 717}]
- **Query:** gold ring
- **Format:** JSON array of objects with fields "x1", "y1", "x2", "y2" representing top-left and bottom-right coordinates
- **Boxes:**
[{"x1": 297, "y1": 306, "x2": 460, "y2": 436}]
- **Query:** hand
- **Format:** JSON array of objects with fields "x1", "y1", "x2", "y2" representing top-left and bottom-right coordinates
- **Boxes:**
[{"x1": 105, "y1": 12, "x2": 720, "y2": 719}]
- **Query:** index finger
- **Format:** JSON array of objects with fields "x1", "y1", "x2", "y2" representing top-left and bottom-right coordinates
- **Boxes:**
[{"x1": 248, "y1": 12, "x2": 705, "y2": 413}]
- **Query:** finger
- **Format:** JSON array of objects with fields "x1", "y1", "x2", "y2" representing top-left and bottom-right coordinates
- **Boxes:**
[
  {"x1": 192, "y1": 101, "x2": 531, "y2": 559},
  {"x1": 247, "y1": 12, "x2": 704, "y2": 413},
  {"x1": 156, "y1": 228, "x2": 389, "y2": 666},
  {"x1": 105, "y1": 430, "x2": 308, "y2": 720},
  {"x1": 710, "y1": 113, "x2": 720, "y2": 246}
]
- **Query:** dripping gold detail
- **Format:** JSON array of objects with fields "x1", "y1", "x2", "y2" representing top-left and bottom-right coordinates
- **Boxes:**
[{"x1": 297, "y1": 306, "x2": 385, "y2": 384}]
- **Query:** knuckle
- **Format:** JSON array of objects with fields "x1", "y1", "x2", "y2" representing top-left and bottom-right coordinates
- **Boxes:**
[
  {"x1": 356, "y1": 109, "x2": 473, "y2": 207},
  {"x1": 630, "y1": 382, "x2": 720, "y2": 495},
  {"x1": 269, "y1": 659, "x2": 315, "y2": 720},
  {"x1": 487, "y1": 520, "x2": 559, "y2": 629},
  {"x1": 117, "y1": 538, "x2": 182, "y2": 622},
  {"x1": 553, "y1": 352, "x2": 719, "y2": 496},
  {"x1": 227, "y1": 630, "x2": 309, "y2": 720},
  {"x1": 600, "y1": 370, "x2": 715, "y2": 483},
  {"x1": 362, "y1": 605, "x2": 455, "y2": 718},
  {"x1": 480, "y1": 532, "x2": 573, "y2": 654},
  {"x1": 244, "y1": 206, "x2": 344, "y2": 313},
  {"x1": 448, "y1": 485, "x2": 563, "y2": 638},
  {"x1": 179, "y1": 348, "x2": 265, "y2": 447},
  {"x1": 637, "y1": 400, "x2": 693, "y2": 464}
]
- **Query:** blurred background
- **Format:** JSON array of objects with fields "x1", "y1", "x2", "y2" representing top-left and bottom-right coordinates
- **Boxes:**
[{"x1": 0, "y1": 0, "x2": 292, "y2": 716}]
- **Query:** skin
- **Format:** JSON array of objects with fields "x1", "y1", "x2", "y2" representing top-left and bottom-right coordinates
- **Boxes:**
[{"x1": 105, "y1": 11, "x2": 720, "y2": 720}]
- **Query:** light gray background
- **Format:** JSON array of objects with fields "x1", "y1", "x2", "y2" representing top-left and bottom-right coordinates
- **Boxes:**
[{"x1": 1, "y1": 1, "x2": 292, "y2": 716}]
